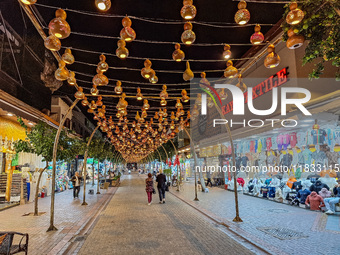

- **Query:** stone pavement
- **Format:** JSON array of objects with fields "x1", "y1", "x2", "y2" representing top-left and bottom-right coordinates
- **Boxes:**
[
  {"x1": 170, "y1": 180, "x2": 340, "y2": 255},
  {"x1": 0, "y1": 181, "x2": 116, "y2": 255},
  {"x1": 78, "y1": 174, "x2": 256, "y2": 255}
]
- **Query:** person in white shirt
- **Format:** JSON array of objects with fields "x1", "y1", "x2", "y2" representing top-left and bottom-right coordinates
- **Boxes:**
[{"x1": 71, "y1": 172, "x2": 82, "y2": 198}]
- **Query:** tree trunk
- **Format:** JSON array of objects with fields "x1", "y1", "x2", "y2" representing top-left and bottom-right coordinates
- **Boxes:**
[
  {"x1": 34, "y1": 161, "x2": 48, "y2": 216},
  {"x1": 198, "y1": 168, "x2": 206, "y2": 191},
  {"x1": 96, "y1": 161, "x2": 100, "y2": 194}
]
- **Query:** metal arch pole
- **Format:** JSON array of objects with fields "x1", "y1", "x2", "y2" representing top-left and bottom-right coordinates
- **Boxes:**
[
  {"x1": 169, "y1": 139, "x2": 181, "y2": 191},
  {"x1": 183, "y1": 127, "x2": 199, "y2": 201},
  {"x1": 47, "y1": 98, "x2": 80, "y2": 232},
  {"x1": 82, "y1": 125, "x2": 100, "y2": 206}
]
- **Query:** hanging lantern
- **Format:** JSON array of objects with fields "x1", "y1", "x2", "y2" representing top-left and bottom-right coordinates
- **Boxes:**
[
  {"x1": 181, "y1": 0, "x2": 197, "y2": 20},
  {"x1": 115, "y1": 81, "x2": 123, "y2": 94},
  {"x1": 95, "y1": 0, "x2": 111, "y2": 11},
  {"x1": 195, "y1": 93, "x2": 202, "y2": 105},
  {"x1": 219, "y1": 88, "x2": 228, "y2": 100},
  {"x1": 90, "y1": 101, "x2": 97, "y2": 110},
  {"x1": 191, "y1": 104, "x2": 199, "y2": 120},
  {"x1": 143, "y1": 99, "x2": 150, "y2": 110},
  {"x1": 172, "y1": 43, "x2": 185, "y2": 62},
  {"x1": 136, "y1": 87, "x2": 143, "y2": 100},
  {"x1": 160, "y1": 85, "x2": 168, "y2": 99},
  {"x1": 44, "y1": 35, "x2": 61, "y2": 51},
  {"x1": 48, "y1": 9, "x2": 71, "y2": 39},
  {"x1": 67, "y1": 71, "x2": 76, "y2": 85},
  {"x1": 286, "y1": 28, "x2": 305, "y2": 49},
  {"x1": 97, "y1": 54, "x2": 109, "y2": 73},
  {"x1": 176, "y1": 99, "x2": 183, "y2": 109},
  {"x1": 74, "y1": 87, "x2": 85, "y2": 100},
  {"x1": 20, "y1": 0, "x2": 37, "y2": 4},
  {"x1": 199, "y1": 72, "x2": 210, "y2": 90},
  {"x1": 96, "y1": 96, "x2": 103, "y2": 106},
  {"x1": 236, "y1": 74, "x2": 247, "y2": 92},
  {"x1": 224, "y1": 60, "x2": 238, "y2": 78},
  {"x1": 55, "y1": 60, "x2": 69, "y2": 81},
  {"x1": 141, "y1": 59, "x2": 155, "y2": 79},
  {"x1": 264, "y1": 44, "x2": 280, "y2": 68},
  {"x1": 120, "y1": 16, "x2": 136, "y2": 42},
  {"x1": 183, "y1": 61, "x2": 194, "y2": 81},
  {"x1": 91, "y1": 85, "x2": 99, "y2": 96},
  {"x1": 286, "y1": 2, "x2": 304, "y2": 25},
  {"x1": 181, "y1": 89, "x2": 189, "y2": 102},
  {"x1": 160, "y1": 98, "x2": 167, "y2": 106},
  {"x1": 62, "y1": 48, "x2": 75, "y2": 64},
  {"x1": 181, "y1": 22, "x2": 196, "y2": 45},
  {"x1": 223, "y1": 44, "x2": 231, "y2": 59},
  {"x1": 135, "y1": 111, "x2": 141, "y2": 121},
  {"x1": 250, "y1": 25, "x2": 264, "y2": 45},
  {"x1": 116, "y1": 39, "x2": 129, "y2": 59},
  {"x1": 149, "y1": 76, "x2": 158, "y2": 84},
  {"x1": 81, "y1": 97, "x2": 89, "y2": 106},
  {"x1": 93, "y1": 72, "x2": 108, "y2": 86},
  {"x1": 234, "y1": 1, "x2": 250, "y2": 25}
]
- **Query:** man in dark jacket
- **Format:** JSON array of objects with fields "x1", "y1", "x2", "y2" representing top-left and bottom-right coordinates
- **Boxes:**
[
  {"x1": 310, "y1": 180, "x2": 329, "y2": 193},
  {"x1": 156, "y1": 169, "x2": 167, "y2": 204},
  {"x1": 324, "y1": 180, "x2": 340, "y2": 215},
  {"x1": 71, "y1": 172, "x2": 82, "y2": 198}
]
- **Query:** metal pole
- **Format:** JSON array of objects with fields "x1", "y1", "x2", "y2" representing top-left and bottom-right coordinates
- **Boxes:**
[
  {"x1": 169, "y1": 139, "x2": 180, "y2": 191},
  {"x1": 82, "y1": 125, "x2": 99, "y2": 206},
  {"x1": 96, "y1": 160, "x2": 100, "y2": 194},
  {"x1": 48, "y1": 98, "x2": 79, "y2": 232}
]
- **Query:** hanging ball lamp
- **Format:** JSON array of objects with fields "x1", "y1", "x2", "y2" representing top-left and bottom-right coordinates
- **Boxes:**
[
  {"x1": 183, "y1": 61, "x2": 194, "y2": 81},
  {"x1": 160, "y1": 85, "x2": 168, "y2": 99},
  {"x1": 181, "y1": 89, "x2": 190, "y2": 102},
  {"x1": 55, "y1": 60, "x2": 69, "y2": 81},
  {"x1": 224, "y1": 60, "x2": 238, "y2": 78},
  {"x1": 96, "y1": 96, "x2": 103, "y2": 106},
  {"x1": 67, "y1": 71, "x2": 76, "y2": 85},
  {"x1": 235, "y1": 1, "x2": 250, "y2": 25},
  {"x1": 91, "y1": 85, "x2": 99, "y2": 96},
  {"x1": 250, "y1": 25, "x2": 264, "y2": 45},
  {"x1": 160, "y1": 98, "x2": 167, "y2": 106},
  {"x1": 143, "y1": 99, "x2": 150, "y2": 110},
  {"x1": 199, "y1": 72, "x2": 210, "y2": 89},
  {"x1": 207, "y1": 97, "x2": 214, "y2": 108},
  {"x1": 116, "y1": 39, "x2": 129, "y2": 59},
  {"x1": 120, "y1": 16, "x2": 136, "y2": 42},
  {"x1": 95, "y1": 0, "x2": 111, "y2": 11},
  {"x1": 74, "y1": 87, "x2": 85, "y2": 100},
  {"x1": 48, "y1": 9, "x2": 71, "y2": 39},
  {"x1": 141, "y1": 59, "x2": 155, "y2": 79},
  {"x1": 172, "y1": 43, "x2": 185, "y2": 62},
  {"x1": 20, "y1": 0, "x2": 37, "y2": 4},
  {"x1": 44, "y1": 35, "x2": 61, "y2": 51},
  {"x1": 136, "y1": 87, "x2": 143, "y2": 100},
  {"x1": 181, "y1": 0, "x2": 197, "y2": 20},
  {"x1": 115, "y1": 81, "x2": 123, "y2": 94},
  {"x1": 149, "y1": 75, "x2": 158, "y2": 84},
  {"x1": 93, "y1": 71, "x2": 108, "y2": 86},
  {"x1": 223, "y1": 44, "x2": 231, "y2": 59},
  {"x1": 97, "y1": 54, "x2": 109, "y2": 73},
  {"x1": 286, "y1": 28, "x2": 305, "y2": 49},
  {"x1": 219, "y1": 88, "x2": 228, "y2": 100},
  {"x1": 191, "y1": 105, "x2": 199, "y2": 120},
  {"x1": 81, "y1": 97, "x2": 89, "y2": 106},
  {"x1": 236, "y1": 74, "x2": 247, "y2": 92},
  {"x1": 62, "y1": 48, "x2": 75, "y2": 64},
  {"x1": 264, "y1": 44, "x2": 280, "y2": 68},
  {"x1": 286, "y1": 2, "x2": 304, "y2": 25},
  {"x1": 176, "y1": 99, "x2": 183, "y2": 109},
  {"x1": 181, "y1": 22, "x2": 196, "y2": 45}
]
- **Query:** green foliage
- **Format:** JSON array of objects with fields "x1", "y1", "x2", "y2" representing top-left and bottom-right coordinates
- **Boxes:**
[
  {"x1": 87, "y1": 137, "x2": 116, "y2": 162},
  {"x1": 281, "y1": 0, "x2": 340, "y2": 79},
  {"x1": 150, "y1": 139, "x2": 178, "y2": 162},
  {"x1": 163, "y1": 168, "x2": 172, "y2": 179}
]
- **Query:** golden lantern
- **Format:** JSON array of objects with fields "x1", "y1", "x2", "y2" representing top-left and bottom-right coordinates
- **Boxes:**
[
  {"x1": 95, "y1": 0, "x2": 111, "y2": 11},
  {"x1": 224, "y1": 60, "x2": 238, "y2": 78},
  {"x1": 142, "y1": 110, "x2": 147, "y2": 118},
  {"x1": 250, "y1": 25, "x2": 264, "y2": 45},
  {"x1": 160, "y1": 85, "x2": 168, "y2": 99},
  {"x1": 67, "y1": 71, "x2": 76, "y2": 85},
  {"x1": 181, "y1": 22, "x2": 196, "y2": 45},
  {"x1": 136, "y1": 87, "x2": 143, "y2": 100},
  {"x1": 116, "y1": 39, "x2": 129, "y2": 59},
  {"x1": 219, "y1": 88, "x2": 228, "y2": 100},
  {"x1": 236, "y1": 74, "x2": 247, "y2": 92},
  {"x1": 160, "y1": 98, "x2": 167, "y2": 106},
  {"x1": 181, "y1": 0, "x2": 197, "y2": 20},
  {"x1": 235, "y1": 1, "x2": 250, "y2": 25},
  {"x1": 172, "y1": 43, "x2": 185, "y2": 62},
  {"x1": 88, "y1": 108, "x2": 94, "y2": 113},
  {"x1": 93, "y1": 72, "x2": 108, "y2": 86},
  {"x1": 90, "y1": 101, "x2": 97, "y2": 110},
  {"x1": 199, "y1": 72, "x2": 210, "y2": 90},
  {"x1": 74, "y1": 87, "x2": 85, "y2": 100},
  {"x1": 187, "y1": 110, "x2": 191, "y2": 119},
  {"x1": 207, "y1": 97, "x2": 214, "y2": 108},
  {"x1": 44, "y1": 35, "x2": 61, "y2": 51},
  {"x1": 93, "y1": 114, "x2": 99, "y2": 121},
  {"x1": 223, "y1": 44, "x2": 231, "y2": 59},
  {"x1": 286, "y1": 28, "x2": 305, "y2": 49},
  {"x1": 176, "y1": 99, "x2": 183, "y2": 109},
  {"x1": 20, "y1": 0, "x2": 37, "y2": 4},
  {"x1": 149, "y1": 76, "x2": 158, "y2": 84},
  {"x1": 62, "y1": 48, "x2": 75, "y2": 64},
  {"x1": 143, "y1": 99, "x2": 150, "y2": 110},
  {"x1": 181, "y1": 89, "x2": 189, "y2": 102},
  {"x1": 183, "y1": 61, "x2": 194, "y2": 81},
  {"x1": 48, "y1": 9, "x2": 71, "y2": 39},
  {"x1": 141, "y1": 59, "x2": 155, "y2": 79},
  {"x1": 163, "y1": 108, "x2": 168, "y2": 117},
  {"x1": 120, "y1": 16, "x2": 136, "y2": 42},
  {"x1": 97, "y1": 54, "x2": 109, "y2": 73},
  {"x1": 176, "y1": 108, "x2": 181, "y2": 118},
  {"x1": 191, "y1": 104, "x2": 199, "y2": 120},
  {"x1": 115, "y1": 81, "x2": 123, "y2": 94},
  {"x1": 286, "y1": 2, "x2": 304, "y2": 25},
  {"x1": 91, "y1": 85, "x2": 99, "y2": 96},
  {"x1": 96, "y1": 96, "x2": 103, "y2": 106},
  {"x1": 81, "y1": 97, "x2": 89, "y2": 106},
  {"x1": 264, "y1": 44, "x2": 280, "y2": 68},
  {"x1": 55, "y1": 60, "x2": 69, "y2": 81}
]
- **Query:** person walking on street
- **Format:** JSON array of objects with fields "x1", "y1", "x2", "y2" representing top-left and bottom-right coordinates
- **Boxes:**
[
  {"x1": 156, "y1": 169, "x2": 167, "y2": 204},
  {"x1": 145, "y1": 173, "x2": 154, "y2": 205},
  {"x1": 71, "y1": 172, "x2": 81, "y2": 198}
]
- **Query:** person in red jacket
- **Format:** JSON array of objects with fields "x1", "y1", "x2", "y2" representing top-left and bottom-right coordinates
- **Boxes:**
[{"x1": 305, "y1": 191, "x2": 325, "y2": 211}]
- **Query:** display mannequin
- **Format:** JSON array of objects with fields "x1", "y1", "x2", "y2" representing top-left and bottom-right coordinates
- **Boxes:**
[
  {"x1": 228, "y1": 178, "x2": 235, "y2": 191},
  {"x1": 21, "y1": 167, "x2": 31, "y2": 202},
  {"x1": 282, "y1": 185, "x2": 291, "y2": 200},
  {"x1": 305, "y1": 191, "x2": 324, "y2": 210},
  {"x1": 297, "y1": 188, "x2": 311, "y2": 204},
  {"x1": 270, "y1": 176, "x2": 280, "y2": 188},
  {"x1": 274, "y1": 188, "x2": 283, "y2": 202},
  {"x1": 319, "y1": 174, "x2": 338, "y2": 190},
  {"x1": 319, "y1": 187, "x2": 331, "y2": 199}
]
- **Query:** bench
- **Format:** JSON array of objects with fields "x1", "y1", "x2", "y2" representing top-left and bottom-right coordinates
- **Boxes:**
[{"x1": 0, "y1": 232, "x2": 28, "y2": 255}]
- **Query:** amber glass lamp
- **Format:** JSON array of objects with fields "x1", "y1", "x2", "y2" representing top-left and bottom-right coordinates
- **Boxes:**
[
  {"x1": 183, "y1": 61, "x2": 194, "y2": 81},
  {"x1": 223, "y1": 44, "x2": 231, "y2": 59},
  {"x1": 143, "y1": 99, "x2": 150, "y2": 110},
  {"x1": 160, "y1": 98, "x2": 167, "y2": 106},
  {"x1": 264, "y1": 44, "x2": 280, "y2": 68},
  {"x1": 91, "y1": 85, "x2": 99, "y2": 96},
  {"x1": 181, "y1": 89, "x2": 189, "y2": 102},
  {"x1": 97, "y1": 54, "x2": 109, "y2": 73},
  {"x1": 67, "y1": 71, "x2": 76, "y2": 85},
  {"x1": 62, "y1": 48, "x2": 75, "y2": 64},
  {"x1": 224, "y1": 60, "x2": 238, "y2": 78},
  {"x1": 172, "y1": 43, "x2": 185, "y2": 62},
  {"x1": 286, "y1": 28, "x2": 305, "y2": 49},
  {"x1": 219, "y1": 88, "x2": 228, "y2": 100},
  {"x1": 74, "y1": 87, "x2": 85, "y2": 100},
  {"x1": 191, "y1": 105, "x2": 199, "y2": 120},
  {"x1": 250, "y1": 25, "x2": 264, "y2": 45},
  {"x1": 95, "y1": 0, "x2": 111, "y2": 11},
  {"x1": 93, "y1": 72, "x2": 108, "y2": 86},
  {"x1": 55, "y1": 60, "x2": 69, "y2": 81},
  {"x1": 149, "y1": 76, "x2": 158, "y2": 84},
  {"x1": 160, "y1": 85, "x2": 168, "y2": 99},
  {"x1": 181, "y1": 0, "x2": 197, "y2": 20},
  {"x1": 236, "y1": 74, "x2": 247, "y2": 92},
  {"x1": 235, "y1": 1, "x2": 250, "y2": 25},
  {"x1": 81, "y1": 97, "x2": 89, "y2": 106},
  {"x1": 181, "y1": 22, "x2": 196, "y2": 45},
  {"x1": 116, "y1": 39, "x2": 129, "y2": 59},
  {"x1": 44, "y1": 35, "x2": 61, "y2": 51},
  {"x1": 48, "y1": 9, "x2": 71, "y2": 39},
  {"x1": 115, "y1": 81, "x2": 123, "y2": 94},
  {"x1": 286, "y1": 2, "x2": 304, "y2": 25},
  {"x1": 176, "y1": 99, "x2": 183, "y2": 109},
  {"x1": 136, "y1": 87, "x2": 143, "y2": 100},
  {"x1": 141, "y1": 59, "x2": 155, "y2": 79},
  {"x1": 120, "y1": 17, "x2": 136, "y2": 42}
]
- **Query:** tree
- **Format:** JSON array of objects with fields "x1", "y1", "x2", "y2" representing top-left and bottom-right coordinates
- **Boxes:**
[{"x1": 87, "y1": 137, "x2": 105, "y2": 186}]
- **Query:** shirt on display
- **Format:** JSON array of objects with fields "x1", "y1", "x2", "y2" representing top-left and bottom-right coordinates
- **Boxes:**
[
  {"x1": 241, "y1": 156, "x2": 249, "y2": 167},
  {"x1": 333, "y1": 128, "x2": 340, "y2": 145},
  {"x1": 290, "y1": 132, "x2": 297, "y2": 148},
  {"x1": 311, "y1": 129, "x2": 327, "y2": 145},
  {"x1": 302, "y1": 148, "x2": 312, "y2": 166},
  {"x1": 258, "y1": 139, "x2": 262, "y2": 153},
  {"x1": 280, "y1": 154, "x2": 293, "y2": 167},
  {"x1": 254, "y1": 140, "x2": 258, "y2": 153},
  {"x1": 297, "y1": 131, "x2": 307, "y2": 147},
  {"x1": 277, "y1": 134, "x2": 284, "y2": 151},
  {"x1": 267, "y1": 154, "x2": 277, "y2": 166},
  {"x1": 266, "y1": 137, "x2": 272, "y2": 151},
  {"x1": 311, "y1": 150, "x2": 327, "y2": 165},
  {"x1": 325, "y1": 151, "x2": 340, "y2": 166}
]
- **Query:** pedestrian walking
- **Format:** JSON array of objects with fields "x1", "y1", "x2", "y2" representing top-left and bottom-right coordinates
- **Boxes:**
[
  {"x1": 156, "y1": 169, "x2": 167, "y2": 204},
  {"x1": 206, "y1": 178, "x2": 213, "y2": 187},
  {"x1": 71, "y1": 172, "x2": 81, "y2": 198},
  {"x1": 145, "y1": 173, "x2": 154, "y2": 205}
]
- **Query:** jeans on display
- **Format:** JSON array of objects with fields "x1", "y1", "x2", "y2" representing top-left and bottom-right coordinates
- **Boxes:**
[
  {"x1": 158, "y1": 188, "x2": 165, "y2": 201},
  {"x1": 324, "y1": 197, "x2": 340, "y2": 212},
  {"x1": 147, "y1": 192, "x2": 152, "y2": 203},
  {"x1": 73, "y1": 186, "x2": 80, "y2": 198}
]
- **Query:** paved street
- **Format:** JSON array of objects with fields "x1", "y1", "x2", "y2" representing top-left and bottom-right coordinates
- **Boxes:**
[
  {"x1": 171, "y1": 179, "x2": 340, "y2": 255},
  {"x1": 78, "y1": 174, "x2": 255, "y2": 255}
]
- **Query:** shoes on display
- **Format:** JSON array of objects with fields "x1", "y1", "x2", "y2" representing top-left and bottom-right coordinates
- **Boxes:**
[{"x1": 325, "y1": 210, "x2": 334, "y2": 214}]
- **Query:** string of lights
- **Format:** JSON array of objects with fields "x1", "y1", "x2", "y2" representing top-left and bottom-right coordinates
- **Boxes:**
[{"x1": 231, "y1": 0, "x2": 295, "y2": 3}]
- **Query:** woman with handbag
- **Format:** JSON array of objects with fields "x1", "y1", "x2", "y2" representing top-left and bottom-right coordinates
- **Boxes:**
[{"x1": 145, "y1": 173, "x2": 154, "y2": 205}]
